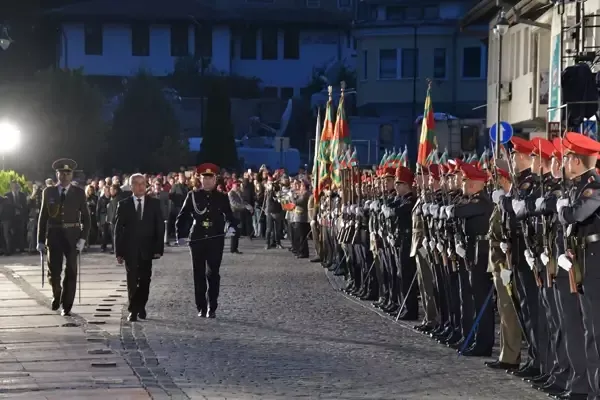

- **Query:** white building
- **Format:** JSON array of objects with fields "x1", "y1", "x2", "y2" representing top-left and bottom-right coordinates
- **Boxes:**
[{"x1": 49, "y1": 0, "x2": 357, "y2": 98}]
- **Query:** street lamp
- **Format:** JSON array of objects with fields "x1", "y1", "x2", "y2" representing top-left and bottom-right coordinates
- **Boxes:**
[
  {"x1": 493, "y1": 11, "x2": 509, "y2": 158},
  {"x1": 0, "y1": 122, "x2": 21, "y2": 169},
  {"x1": 0, "y1": 26, "x2": 12, "y2": 51}
]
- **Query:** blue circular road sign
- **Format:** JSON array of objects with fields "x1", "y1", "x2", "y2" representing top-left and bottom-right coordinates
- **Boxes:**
[{"x1": 489, "y1": 121, "x2": 513, "y2": 144}]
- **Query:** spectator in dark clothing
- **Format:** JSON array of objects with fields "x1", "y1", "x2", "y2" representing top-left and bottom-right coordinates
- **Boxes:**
[
  {"x1": 264, "y1": 181, "x2": 283, "y2": 249},
  {"x1": 240, "y1": 178, "x2": 255, "y2": 237}
]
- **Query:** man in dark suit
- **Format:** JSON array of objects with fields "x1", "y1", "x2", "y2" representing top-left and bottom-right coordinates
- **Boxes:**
[
  {"x1": 37, "y1": 159, "x2": 91, "y2": 315},
  {"x1": 114, "y1": 173, "x2": 165, "y2": 322},
  {"x1": 4, "y1": 180, "x2": 28, "y2": 254}
]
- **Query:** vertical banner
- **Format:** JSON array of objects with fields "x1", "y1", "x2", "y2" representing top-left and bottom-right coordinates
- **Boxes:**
[{"x1": 548, "y1": 5, "x2": 562, "y2": 122}]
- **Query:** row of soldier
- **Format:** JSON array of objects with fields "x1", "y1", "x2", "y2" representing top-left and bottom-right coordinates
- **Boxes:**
[{"x1": 314, "y1": 132, "x2": 600, "y2": 400}]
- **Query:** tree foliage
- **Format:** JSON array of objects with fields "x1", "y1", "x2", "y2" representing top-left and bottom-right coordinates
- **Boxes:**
[
  {"x1": 108, "y1": 70, "x2": 182, "y2": 173},
  {"x1": 198, "y1": 86, "x2": 238, "y2": 169},
  {"x1": 151, "y1": 136, "x2": 191, "y2": 173},
  {"x1": 0, "y1": 170, "x2": 30, "y2": 194}
]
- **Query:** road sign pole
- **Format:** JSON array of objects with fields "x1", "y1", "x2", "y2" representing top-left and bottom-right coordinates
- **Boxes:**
[{"x1": 495, "y1": 34, "x2": 503, "y2": 159}]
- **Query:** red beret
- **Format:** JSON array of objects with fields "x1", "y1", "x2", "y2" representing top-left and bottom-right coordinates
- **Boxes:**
[
  {"x1": 196, "y1": 163, "x2": 219, "y2": 175},
  {"x1": 530, "y1": 137, "x2": 556, "y2": 160},
  {"x1": 563, "y1": 132, "x2": 600, "y2": 156},
  {"x1": 552, "y1": 137, "x2": 563, "y2": 158},
  {"x1": 496, "y1": 168, "x2": 510, "y2": 179},
  {"x1": 429, "y1": 164, "x2": 440, "y2": 180},
  {"x1": 417, "y1": 166, "x2": 429, "y2": 175},
  {"x1": 460, "y1": 163, "x2": 488, "y2": 182},
  {"x1": 383, "y1": 167, "x2": 396, "y2": 178},
  {"x1": 511, "y1": 136, "x2": 534, "y2": 154},
  {"x1": 395, "y1": 166, "x2": 414, "y2": 185},
  {"x1": 440, "y1": 164, "x2": 450, "y2": 175}
]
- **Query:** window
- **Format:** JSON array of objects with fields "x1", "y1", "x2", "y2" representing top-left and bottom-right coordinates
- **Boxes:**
[
  {"x1": 423, "y1": 6, "x2": 439, "y2": 19},
  {"x1": 461, "y1": 125, "x2": 478, "y2": 151},
  {"x1": 170, "y1": 24, "x2": 189, "y2": 57},
  {"x1": 401, "y1": 48, "x2": 418, "y2": 78},
  {"x1": 194, "y1": 25, "x2": 212, "y2": 58},
  {"x1": 281, "y1": 87, "x2": 294, "y2": 99},
  {"x1": 462, "y1": 46, "x2": 484, "y2": 78},
  {"x1": 84, "y1": 23, "x2": 103, "y2": 55},
  {"x1": 262, "y1": 28, "x2": 278, "y2": 60},
  {"x1": 378, "y1": 49, "x2": 397, "y2": 79},
  {"x1": 433, "y1": 48, "x2": 446, "y2": 79},
  {"x1": 338, "y1": 0, "x2": 351, "y2": 8},
  {"x1": 523, "y1": 28, "x2": 529, "y2": 76},
  {"x1": 404, "y1": 7, "x2": 423, "y2": 20},
  {"x1": 131, "y1": 23, "x2": 149, "y2": 56},
  {"x1": 241, "y1": 28, "x2": 257, "y2": 59},
  {"x1": 386, "y1": 6, "x2": 403, "y2": 20},
  {"x1": 263, "y1": 87, "x2": 278, "y2": 98},
  {"x1": 283, "y1": 28, "x2": 299, "y2": 59},
  {"x1": 362, "y1": 50, "x2": 368, "y2": 80}
]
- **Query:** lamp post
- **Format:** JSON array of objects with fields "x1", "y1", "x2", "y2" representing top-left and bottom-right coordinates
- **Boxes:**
[
  {"x1": 0, "y1": 122, "x2": 21, "y2": 170},
  {"x1": 493, "y1": 11, "x2": 509, "y2": 159},
  {"x1": 0, "y1": 25, "x2": 13, "y2": 51}
]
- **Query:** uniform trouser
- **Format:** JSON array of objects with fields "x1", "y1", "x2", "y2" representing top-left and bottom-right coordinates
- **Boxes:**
[
  {"x1": 397, "y1": 248, "x2": 419, "y2": 319},
  {"x1": 288, "y1": 219, "x2": 295, "y2": 248},
  {"x1": 189, "y1": 238, "x2": 224, "y2": 312},
  {"x1": 46, "y1": 232, "x2": 78, "y2": 310},
  {"x1": 293, "y1": 222, "x2": 310, "y2": 257},
  {"x1": 470, "y1": 262, "x2": 495, "y2": 351},
  {"x1": 386, "y1": 246, "x2": 400, "y2": 305},
  {"x1": 553, "y1": 276, "x2": 588, "y2": 395},
  {"x1": 514, "y1": 239, "x2": 541, "y2": 368},
  {"x1": 310, "y1": 220, "x2": 322, "y2": 259},
  {"x1": 538, "y1": 276, "x2": 568, "y2": 384},
  {"x1": 458, "y1": 264, "x2": 474, "y2": 340},
  {"x1": 432, "y1": 260, "x2": 450, "y2": 326},
  {"x1": 415, "y1": 252, "x2": 438, "y2": 325},
  {"x1": 350, "y1": 244, "x2": 364, "y2": 290},
  {"x1": 448, "y1": 268, "x2": 461, "y2": 335},
  {"x1": 125, "y1": 256, "x2": 152, "y2": 313},
  {"x1": 493, "y1": 270, "x2": 522, "y2": 364},
  {"x1": 579, "y1": 246, "x2": 600, "y2": 400},
  {"x1": 375, "y1": 249, "x2": 387, "y2": 299}
]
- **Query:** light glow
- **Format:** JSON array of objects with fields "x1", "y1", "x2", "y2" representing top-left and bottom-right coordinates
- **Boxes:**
[{"x1": 0, "y1": 122, "x2": 21, "y2": 153}]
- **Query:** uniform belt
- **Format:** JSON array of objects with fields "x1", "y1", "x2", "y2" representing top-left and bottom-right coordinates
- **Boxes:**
[
  {"x1": 201, "y1": 221, "x2": 213, "y2": 228},
  {"x1": 49, "y1": 223, "x2": 80, "y2": 229},
  {"x1": 584, "y1": 233, "x2": 600, "y2": 244},
  {"x1": 469, "y1": 235, "x2": 487, "y2": 241}
]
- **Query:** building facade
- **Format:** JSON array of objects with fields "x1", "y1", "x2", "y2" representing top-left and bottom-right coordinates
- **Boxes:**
[{"x1": 49, "y1": 0, "x2": 356, "y2": 98}]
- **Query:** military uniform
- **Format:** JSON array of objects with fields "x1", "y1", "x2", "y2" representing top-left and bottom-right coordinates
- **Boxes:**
[
  {"x1": 37, "y1": 159, "x2": 90, "y2": 315},
  {"x1": 175, "y1": 163, "x2": 237, "y2": 318}
]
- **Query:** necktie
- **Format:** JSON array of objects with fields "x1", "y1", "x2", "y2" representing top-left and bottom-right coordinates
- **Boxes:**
[
  {"x1": 136, "y1": 198, "x2": 142, "y2": 220},
  {"x1": 60, "y1": 188, "x2": 66, "y2": 204}
]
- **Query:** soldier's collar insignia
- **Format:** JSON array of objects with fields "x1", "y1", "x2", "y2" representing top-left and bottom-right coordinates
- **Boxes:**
[
  {"x1": 589, "y1": 177, "x2": 595, "y2": 184},
  {"x1": 583, "y1": 188, "x2": 594, "y2": 197},
  {"x1": 520, "y1": 182, "x2": 531, "y2": 190}
]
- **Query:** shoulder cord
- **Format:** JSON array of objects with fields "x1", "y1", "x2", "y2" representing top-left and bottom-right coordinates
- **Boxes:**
[{"x1": 190, "y1": 191, "x2": 206, "y2": 216}]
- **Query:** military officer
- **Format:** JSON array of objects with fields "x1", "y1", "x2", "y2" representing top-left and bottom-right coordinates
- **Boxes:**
[
  {"x1": 555, "y1": 132, "x2": 600, "y2": 400},
  {"x1": 37, "y1": 158, "x2": 91, "y2": 316},
  {"x1": 445, "y1": 162, "x2": 494, "y2": 356},
  {"x1": 175, "y1": 163, "x2": 238, "y2": 318}
]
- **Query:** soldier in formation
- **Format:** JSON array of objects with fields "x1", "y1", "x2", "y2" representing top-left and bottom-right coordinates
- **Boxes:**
[{"x1": 317, "y1": 132, "x2": 600, "y2": 400}]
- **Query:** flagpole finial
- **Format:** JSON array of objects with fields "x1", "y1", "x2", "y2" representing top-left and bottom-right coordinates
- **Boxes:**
[
  {"x1": 328, "y1": 85, "x2": 333, "y2": 97},
  {"x1": 426, "y1": 78, "x2": 432, "y2": 89},
  {"x1": 340, "y1": 81, "x2": 346, "y2": 91}
]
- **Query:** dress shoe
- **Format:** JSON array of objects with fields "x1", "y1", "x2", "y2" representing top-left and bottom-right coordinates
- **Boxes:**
[
  {"x1": 439, "y1": 333, "x2": 461, "y2": 345},
  {"x1": 451, "y1": 339, "x2": 472, "y2": 351},
  {"x1": 485, "y1": 361, "x2": 520, "y2": 370},
  {"x1": 460, "y1": 346, "x2": 492, "y2": 357},
  {"x1": 296, "y1": 255, "x2": 308, "y2": 259},
  {"x1": 231, "y1": 250, "x2": 242, "y2": 254},
  {"x1": 524, "y1": 374, "x2": 550, "y2": 384},
  {"x1": 532, "y1": 383, "x2": 563, "y2": 395},
  {"x1": 198, "y1": 310, "x2": 207, "y2": 318},
  {"x1": 138, "y1": 309, "x2": 147, "y2": 320},
  {"x1": 207, "y1": 309, "x2": 216, "y2": 318},
  {"x1": 51, "y1": 299, "x2": 60, "y2": 311},
  {"x1": 61, "y1": 309, "x2": 71, "y2": 317},
  {"x1": 310, "y1": 257, "x2": 321, "y2": 263},
  {"x1": 549, "y1": 392, "x2": 588, "y2": 400},
  {"x1": 510, "y1": 366, "x2": 540, "y2": 378},
  {"x1": 127, "y1": 313, "x2": 137, "y2": 321}
]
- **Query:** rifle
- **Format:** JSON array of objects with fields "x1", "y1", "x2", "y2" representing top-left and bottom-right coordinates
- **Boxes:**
[{"x1": 538, "y1": 156, "x2": 555, "y2": 288}]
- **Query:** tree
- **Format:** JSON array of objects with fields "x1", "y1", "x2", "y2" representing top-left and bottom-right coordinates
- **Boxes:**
[
  {"x1": 0, "y1": 170, "x2": 29, "y2": 194},
  {"x1": 151, "y1": 136, "x2": 191, "y2": 173},
  {"x1": 108, "y1": 70, "x2": 180, "y2": 173},
  {"x1": 12, "y1": 68, "x2": 108, "y2": 177},
  {"x1": 198, "y1": 85, "x2": 238, "y2": 169}
]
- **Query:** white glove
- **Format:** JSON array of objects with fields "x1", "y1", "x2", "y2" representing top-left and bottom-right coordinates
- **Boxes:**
[
  {"x1": 436, "y1": 243, "x2": 444, "y2": 253},
  {"x1": 429, "y1": 239, "x2": 436, "y2": 250},
  {"x1": 445, "y1": 205, "x2": 455, "y2": 219},
  {"x1": 355, "y1": 207, "x2": 363, "y2": 216},
  {"x1": 524, "y1": 249, "x2": 534, "y2": 259},
  {"x1": 227, "y1": 227, "x2": 236, "y2": 234},
  {"x1": 455, "y1": 244, "x2": 466, "y2": 258},
  {"x1": 76, "y1": 239, "x2": 86, "y2": 252},
  {"x1": 512, "y1": 199, "x2": 526, "y2": 215},
  {"x1": 388, "y1": 208, "x2": 396, "y2": 217},
  {"x1": 535, "y1": 197, "x2": 544, "y2": 210},
  {"x1": 500, "y1": 269, "x2": 512, "y2": 286},
  {"x1": 36, "y1": 243, "x2": 45, "y2": 253},
  {"x1": 556, "y1": 198, "x2": 569, "y2": 214},
  {"x1": 176, "y1": 238, "x2": 186, "y2": 246},
  {"x1": 492, "y1": 189, "x2": 506, "y2": 204},
  {"x1": 422, "y1": 203, "x2": 430, "y2": 215},
  {"x1": 371, "y1": 200, "x2": 380, "y2": 211},
  {"x1": 342, "y1": 205, "x2": 348, "y2": 214},
  {"x1": 422, "y1": 238, "x2": 429, "y2": 249},
  {"x1": 500, "y1": 242, "x2": 509, "y2": 253},
  {"x1": 557, "y1": 254, "x2": 572, "y2": 271},
  {"x1": 524, "y1": 250, "x2": 535, "y2": 269},
  {"x1": 430, "y1": 204, "x2": 440, "y2": 218},
  {"x1": 446, "y1": 247, "x2": 452, "y2": 257},
  {"x1": 350, "y1": 205, "x2": 357, "y2": 213},
  {"x1": 382, "y1": 206, "x2": 389, "y2": 218},
  {"x1": 540, "y1": 252, "x2": 550, "y2": 266},
  {"x1": 364, "y1": 200, "x2": 372, "y2": 209},
  {"x1": 245, "y1": 204, "x2": 253, "y2": 212}
]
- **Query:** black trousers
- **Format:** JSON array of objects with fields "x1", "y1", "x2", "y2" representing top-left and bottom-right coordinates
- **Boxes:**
[
  {"x1": 190, "y1": 238, "x2": 224, "y2": 312},
  {"x1": 100, "y1": 222, "x2": 112, "y2": 250},
  {"x1": 292, "y1": 222, "x2": 310, "y2": 257},
  {"x1": 125, "y1": 257, "x2": 153, "y2": 313},
  {"x1": 266, "y1": 213, "x2": 282, "y2": 247},
  {"x1": 46, "y1": 232, "x2": 78, "y2": 311},
  {"x1": 230, "y1": 211, "x2": 241, "y2": 252}
]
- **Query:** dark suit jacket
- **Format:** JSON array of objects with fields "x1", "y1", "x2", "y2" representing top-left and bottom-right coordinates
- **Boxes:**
[
  {"x1": 4, "y1": 191, "x2": 27, "y2": 220},
  {"x1": 37, "y1": 185, "x2": 91, "y2": 246},
  {"x1": 114, "y1": 196, "x2": 164, "y2": 264}
]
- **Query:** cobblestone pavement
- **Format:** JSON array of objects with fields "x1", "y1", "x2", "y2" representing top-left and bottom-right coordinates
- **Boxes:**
[{"x1": 134, "y1": 239, "x2": 549, "y2": 400}]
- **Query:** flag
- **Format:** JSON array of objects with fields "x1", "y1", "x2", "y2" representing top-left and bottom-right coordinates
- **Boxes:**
[
  {"x1": 478, "y1": 147, "x2": 489, "y2": 170},
  {"x1": 399, "y1": 145, "x2": 408, "y2": 167},
  {"x1": 417, "y1": 83, "x2": 436, "y2": 166},
  {"x1": 317, "y1": 88, "x2": 335, "y2": 193},
  {"x1": 312, "y1": 108, "x2": 322, "y2": 201},
  {"x1": 350, "y1": 147, "x2": 359, "y2": 167},
  {"x1": 331, "y1": 86, "x2": 352, "y2": 186}
]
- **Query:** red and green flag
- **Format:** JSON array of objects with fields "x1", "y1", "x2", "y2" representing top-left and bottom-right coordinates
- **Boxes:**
[
  {"x1": 331, "y1": 87, "x2": 351, "y2": 187},
  {"x1": 417, "y1": 83, "x2": 436, "y2": 166}
]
